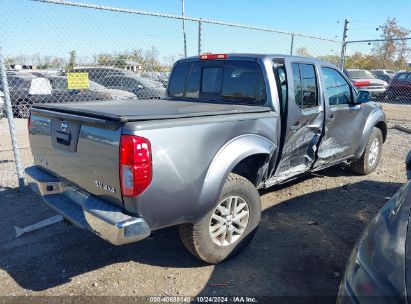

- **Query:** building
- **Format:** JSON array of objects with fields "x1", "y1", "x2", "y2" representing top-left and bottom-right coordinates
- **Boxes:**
[{"x1": 125, "y1": 60, "x2": 141, "y2": 73}]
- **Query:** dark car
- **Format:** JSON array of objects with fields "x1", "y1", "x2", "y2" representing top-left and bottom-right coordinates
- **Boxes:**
[
  {"x1": 385, "y1": 72, "x2": 411, "y2": 102},
  {"x1": 71, "y1": 67, "x2": 165, "y2": 99},
  {"x1": 100, "y1": 74, "x2": 166, "y2": 99},
  {"x1": 371, "y1": 70, "x2": 395, "y2": 83},
  {"x1": 0, "y1": 72, "x2": 53, "y2": 117},
  {"x1": 47, "y1": 76, "x2": 137, "y2": 101},
  {"x1": 338, "y1": 153, "x2": 411, "y2": 303}
]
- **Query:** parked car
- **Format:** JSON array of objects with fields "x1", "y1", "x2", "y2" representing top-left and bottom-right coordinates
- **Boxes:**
[
  {"x1": 0, "y1": 72, "x2": 52, "y2": 117},
  {"x1": 370, "y1": 69, "x2": 396, "y2": 83},
  {"x1": 70, "y1": 66, "x2": 129, "y2": 80},
  {"x1": 26, "y1": 54, "x2": 387, "y2": 264},
  {"x1": 337, "y1": 153, "x2": 411, "y2": 303},
  {"x1": 141, "y1": 71, "x2": 169, "y2": 87},
  {"x1": 71, "y1": 67, "x2": 165, "y2": 99},
  {"x1": 100, "y1": 74, "x2": 166, "y2": 99},
  {"x1": 47, "y1": 76, "x2": 137, "y2": 101},
  {"x1": 384, "y1": 71, "x2": 411, "y2": 102},
  {"x1": 345, "y1": 69, "x2": 388, "y2": 99}
]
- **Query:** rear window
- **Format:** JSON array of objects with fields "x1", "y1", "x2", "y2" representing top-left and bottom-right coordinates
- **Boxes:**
[{"x1": 168, "y1": 60, "x2": 266, "y2": 105}]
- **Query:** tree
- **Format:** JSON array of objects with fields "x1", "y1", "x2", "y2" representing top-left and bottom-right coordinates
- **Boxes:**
[
  {"x1": 96, "y1": 53, "x2": 114, "y2": 66},
  {"x1": 65, "y1": 50, "x2": 77, "y2": 71},
  {"x1": 143, "y1": 46, "x2": 162, "y2": 71},
  {"x1": 318, "y1": 55, "x2": 340, "y2": 66},
  {"x1": 372, "y1": 18, "x2": 410, "y2": 69},
  {"x1": 113, "y1": 54, "x2": 127, "y2": 69},
  {"x1": 295, "y1": 47, "x2": 312, "y2": 57}
]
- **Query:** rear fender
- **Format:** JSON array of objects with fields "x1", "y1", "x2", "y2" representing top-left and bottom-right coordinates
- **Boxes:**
[{"x1": 195, "y1": 134, "x2": 276, "y2": 221}]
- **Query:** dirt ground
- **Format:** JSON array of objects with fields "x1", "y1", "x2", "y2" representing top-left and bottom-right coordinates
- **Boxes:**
[{"x1": 0, "y1": 103, "x2": 410, "y2": 301}]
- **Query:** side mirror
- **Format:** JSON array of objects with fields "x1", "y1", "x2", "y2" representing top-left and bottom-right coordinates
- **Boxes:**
[
  {"x1": 356, "y1": 90, "x2": 371, "y2": 104},
  {"x1": 406, "y1": 151, "x2": 411, "y2": 181}
]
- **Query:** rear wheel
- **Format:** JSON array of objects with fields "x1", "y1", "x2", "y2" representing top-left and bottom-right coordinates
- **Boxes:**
[
  {"x1": 350, "y1": 127, "x2": 383, "y2": 175},
  {"x1": 179, "y1": 173, "x2": 261, "y2": 264}
]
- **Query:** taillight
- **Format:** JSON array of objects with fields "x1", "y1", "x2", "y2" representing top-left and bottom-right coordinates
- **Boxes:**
[
  {"x1": 353, "y1": 81, "x2": 370, "y2": 88},
  {"x1": 120, "y1": 135, "x2": 152, "y2": 197},
  {"x1": 199, "y1": 54, "x2": 228, "y2": 60}
]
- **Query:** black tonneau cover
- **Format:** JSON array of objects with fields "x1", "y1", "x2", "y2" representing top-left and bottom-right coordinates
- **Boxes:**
[{"x1": 32, "y1": 99, "x2": 271, "y2": 122}]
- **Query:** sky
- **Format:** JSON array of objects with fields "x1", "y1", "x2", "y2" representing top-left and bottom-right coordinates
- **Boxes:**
[
  {"x1": 75, "y1": 0, "x2": 411, "y2": 41},
  {"x1": 1, "y1": 0, "x2": 410, "y2": 64}
]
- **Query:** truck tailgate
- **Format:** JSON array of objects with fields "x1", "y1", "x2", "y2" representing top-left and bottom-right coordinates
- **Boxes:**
[{"x1": 29, "y1": 109, "x2": 124, "y2": 207}]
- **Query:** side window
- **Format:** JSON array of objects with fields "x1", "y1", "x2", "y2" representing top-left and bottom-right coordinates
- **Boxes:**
[
  {"x1": 397, "y1": 73, "x2": 406, "y2": 80},
  {"x1": 291, "y1": 63, "x2": 318, "y2": 109},
  {"x1": 123, "y1": 78, "x2": 136, "y2": 88},
  {"x1": 108, "y1": 76, "x2": 121, "y2": 87},
  {"x1": 300, "y1": 64, "x2": 318, "y2": 108},
  {"x1": 168, "y1": 62, "x2": 190, "y2": 97},
  {"x1": 185, "y1": 62, "x2": 201, "y2": 98},
  {"x1": 291, "y1": 63, "x2": 302, "y2": 108},
  {"x1": 222, "y1": 61, "x2": 266, "y2": 104},
  {"x1": 321, "y1": 67, "x2": 352, "y2": 106},
  {"x1": 201, "y1": 67, "x2": 223, "y2": 94}
]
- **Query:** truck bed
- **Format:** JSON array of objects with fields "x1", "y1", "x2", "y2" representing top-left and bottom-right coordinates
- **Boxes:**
[{"x1": 32, "y1": 99, "x2": 271, "y2": 122}]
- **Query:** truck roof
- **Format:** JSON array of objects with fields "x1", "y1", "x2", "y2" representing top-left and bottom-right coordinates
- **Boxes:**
[{"x1": 179, "y1": 53, "x2": 336, "y2": 67}]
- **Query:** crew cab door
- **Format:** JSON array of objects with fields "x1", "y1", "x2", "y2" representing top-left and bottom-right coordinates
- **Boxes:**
[
  {"x1": 268, "y1": 61, "x2": 324, "y2": 183},
  {"x1": 314, "y1": 66, "x2": 366, "y2": 167}
]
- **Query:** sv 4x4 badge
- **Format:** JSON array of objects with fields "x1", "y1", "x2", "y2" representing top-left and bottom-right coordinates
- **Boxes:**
[{"x1": 95, "y1": 181, "x2": 116, "y2": 193}]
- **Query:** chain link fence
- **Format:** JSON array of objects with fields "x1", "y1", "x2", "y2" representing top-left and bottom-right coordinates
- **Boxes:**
[
  {"x1": 342, "y1": 38, "x2": 411, "y2": 104},
  {"x1": 0, "y1": 0, "x2": 409, "y2": 190}
]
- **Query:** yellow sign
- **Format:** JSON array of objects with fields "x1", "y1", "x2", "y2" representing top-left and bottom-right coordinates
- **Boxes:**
[{"x1": 67, "y1": 72, "x2": 89, "y2": 90}]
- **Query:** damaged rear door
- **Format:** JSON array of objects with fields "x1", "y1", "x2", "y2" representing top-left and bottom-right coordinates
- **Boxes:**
[{"x1": 268, "y1": 61, "x2": 324, "y2": 184}]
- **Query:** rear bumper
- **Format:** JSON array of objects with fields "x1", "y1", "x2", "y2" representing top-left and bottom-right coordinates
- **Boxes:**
[{"x1": 25, "y1": 166, "x2": 151, "y2": 245}]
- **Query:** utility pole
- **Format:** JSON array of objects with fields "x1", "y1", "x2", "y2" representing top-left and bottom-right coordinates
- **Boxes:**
[
  {"x1": 182, "y1": 0, "x2": 187, "y2": 57},
  {"x1": 339, "y1": 19, "x2": 349, "y2": 70}
]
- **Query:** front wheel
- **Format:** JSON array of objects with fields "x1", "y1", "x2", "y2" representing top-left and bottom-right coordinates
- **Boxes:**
[
  {"x1": 349, "y1": 127, "x2": 383, "y2": 175},
  {"x1": 179, "y1": 173, "x2": 261, "y2": 264}
]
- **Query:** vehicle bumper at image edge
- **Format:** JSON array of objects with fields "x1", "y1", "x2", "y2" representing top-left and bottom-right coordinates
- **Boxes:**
[{"x1": 25, "y1": 166, "x2": 151, "y2": 245}]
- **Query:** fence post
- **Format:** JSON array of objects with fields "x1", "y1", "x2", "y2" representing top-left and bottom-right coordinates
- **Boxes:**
[
  {"x1": 339, "y1": 42, "x2": 347, "y2": 70},
  {"x1": 339, "y1": 19, "x2": 349, "y2": 70},
  {"x1": 198, "y1": 18, "x2": 202, "y2": 55},
  {"x1": 0, "y1": 49, "x2": 25, "y2": 192},
  {"x1": 290, "y1": 33, "x2": 295, "y2": 55}
]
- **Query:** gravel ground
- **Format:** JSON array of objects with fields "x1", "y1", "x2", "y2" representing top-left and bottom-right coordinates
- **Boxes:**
[{"x1": 0, "y1": 103, "x2": 410, "y2": 301}]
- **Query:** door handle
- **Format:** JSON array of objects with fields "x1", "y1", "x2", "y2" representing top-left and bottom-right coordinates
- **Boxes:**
[{"x1": 349, "y1": 104, "x2": 361, "y2": 110}]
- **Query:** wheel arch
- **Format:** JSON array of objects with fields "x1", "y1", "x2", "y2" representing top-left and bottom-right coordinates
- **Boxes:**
[
  {"x1": 195, "y1": 134, "x2": 276, "y2": 221},
  {"x1": 354, "y1": 110, "x2": 387, "y2": 159}
]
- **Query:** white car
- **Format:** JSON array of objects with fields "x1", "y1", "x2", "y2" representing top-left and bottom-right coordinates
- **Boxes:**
[{"x1": 345, "y1": 69, "x2": 388, "y2": 99}]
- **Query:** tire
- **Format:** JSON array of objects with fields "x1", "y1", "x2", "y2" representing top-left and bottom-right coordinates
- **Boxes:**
[
  {"x1": 179, "y1": 173, "x2": 261, "y2": 264},
  {"x1": 350, "y1": 127, "x2": 383, "y2": 175}
]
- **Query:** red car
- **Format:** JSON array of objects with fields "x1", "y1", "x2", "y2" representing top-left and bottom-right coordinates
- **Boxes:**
[{"x1": 385, "y1": 72, "x2": 411, "y2": 102}]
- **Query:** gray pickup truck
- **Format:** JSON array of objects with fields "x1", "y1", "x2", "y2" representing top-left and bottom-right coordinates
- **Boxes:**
[{"x1": 26, "y1": 54, "x2": 387, "y2": 264}]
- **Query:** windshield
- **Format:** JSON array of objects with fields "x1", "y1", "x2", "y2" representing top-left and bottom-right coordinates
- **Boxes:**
[
  {"x1": 168, "y1": 60, "x2": 266, "y2": 105},
  {"x1": 347, "y1": 70, "x2": 376, "y2": 79}
]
